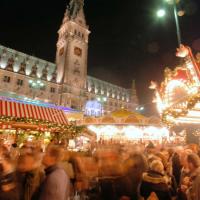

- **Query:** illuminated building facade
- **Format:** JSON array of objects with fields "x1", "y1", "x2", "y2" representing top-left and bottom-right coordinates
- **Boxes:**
[{"x1": 0, "y1": 0, "x2": 138, "y2": 113}]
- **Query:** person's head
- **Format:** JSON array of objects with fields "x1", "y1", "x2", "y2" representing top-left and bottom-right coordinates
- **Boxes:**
[
  {"x1": 180, "y1": 149, "x2": 192, "y2": 169},
  {"x1": 42, "y1": 145, "x2": 63, "y2": 168},
  {"x1": 146, "y1": 142, "x2": 156, "y2": 154},
  {"x1": 187, "y1": 153, "x2": 200, "y2": 172},
  {"x1": 17, "y1": 153, "x2": 37, "y2": 172},
  {"x1": 150, "y1": 160, "x2": 164, "y2": 174},
  {"x1": 155, "y1": 152, "x2": 167, "y2": 170}
]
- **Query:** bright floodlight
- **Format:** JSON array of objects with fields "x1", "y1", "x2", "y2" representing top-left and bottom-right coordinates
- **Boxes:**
[
  {"x1": 157, "y1": 9, "x2": 166, "y2": 17},
  {"x1": 140, "y1": 106, "x2": 144, "y2": 111}
]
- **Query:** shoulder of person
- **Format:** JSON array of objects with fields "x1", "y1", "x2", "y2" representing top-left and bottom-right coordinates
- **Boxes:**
[{"x1": 49, "y1": 167, "x2": 68, "y2": 180}]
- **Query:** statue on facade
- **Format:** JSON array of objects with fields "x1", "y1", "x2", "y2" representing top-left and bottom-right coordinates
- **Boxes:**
[
  {"x1": 18, "y1": 60, "x2": 26, "y2": 74},
  {"x1": 41, "y1": 65, "x2": 48, "y2": 80},
  {"x1": 6, "y1": 57, "x2": 14, "y2": 71},
  {"x1": 30, "y1": 64, "x2": 37, "y2": 77},
  {"x1": 51, "y1": 70, "x2": 57, "y2": 82},
  {"x1": 68, "y1": 0, "x2": 83, "y2": 19}
]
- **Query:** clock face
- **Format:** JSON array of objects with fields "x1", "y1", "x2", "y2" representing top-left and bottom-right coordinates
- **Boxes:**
[
  {"x1": 59, "y1": 47, "x2": 64, "y2": 56},
  {"x1": 74, "y1": 47, "x2": 82, "y2": 57},
  {"x1": 73, "y1": 67, "x2": 81, "y2": 75}
]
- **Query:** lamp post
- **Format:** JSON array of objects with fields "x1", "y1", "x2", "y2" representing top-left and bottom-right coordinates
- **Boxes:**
[
  {"x1": 157, "y1": 0, "x2": 182, "y2": 46},
  {"x1": 29, "y1": 79, "x2": 45, "y2": 99}
]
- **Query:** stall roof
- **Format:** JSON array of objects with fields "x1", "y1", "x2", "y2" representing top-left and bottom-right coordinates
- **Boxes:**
[{"x1": 0, "y1": 99, "x2": 68, "y2": 125}]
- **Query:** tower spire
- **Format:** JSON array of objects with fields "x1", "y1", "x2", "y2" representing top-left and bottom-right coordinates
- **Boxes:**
[{"x1": 67, "y1": 0, "x2": 84, "y2": 19}]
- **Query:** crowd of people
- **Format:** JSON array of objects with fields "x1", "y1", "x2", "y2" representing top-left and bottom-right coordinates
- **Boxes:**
[{"x1": 0, "y1": 139, "x2": 200, "y2": 200}]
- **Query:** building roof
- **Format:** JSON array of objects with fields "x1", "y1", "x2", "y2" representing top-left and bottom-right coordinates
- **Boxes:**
[{"x1": 0, "y1": 44, "x2": 131, "y2": 91}]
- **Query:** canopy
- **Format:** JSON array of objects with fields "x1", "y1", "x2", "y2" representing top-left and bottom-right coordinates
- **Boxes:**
[
  {"x1": 111, "y1": 109, "x2": 147, "y2": 120},
  {"x1": 0, "y1": 99, "x2": 68, "y2": 125}
]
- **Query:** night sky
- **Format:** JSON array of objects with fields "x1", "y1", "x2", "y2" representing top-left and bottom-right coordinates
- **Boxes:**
[{"x1": 0, "y1": 0, "x2": 200, "y2": 115}]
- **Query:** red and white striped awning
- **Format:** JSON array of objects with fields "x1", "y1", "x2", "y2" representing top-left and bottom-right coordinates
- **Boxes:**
[
  {"x1": 0, "y1": 124, "x2": 12, "y2": 129},
  {"x1": 0, "y1": 100, "x2": 68, "y2": 125}
]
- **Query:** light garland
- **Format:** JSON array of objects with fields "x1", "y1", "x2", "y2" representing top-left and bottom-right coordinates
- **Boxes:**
[
  {"x1": 0, "y1": 116, "x2": 86, "y2": 140},
  {"x1": 162, "y1": 93, "x2": 200, "y2": 126}
]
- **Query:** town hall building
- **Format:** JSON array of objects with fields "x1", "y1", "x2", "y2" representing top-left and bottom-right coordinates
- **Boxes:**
[{"x1": 0, "y1": 0, "x2": 138, "y2": 115}]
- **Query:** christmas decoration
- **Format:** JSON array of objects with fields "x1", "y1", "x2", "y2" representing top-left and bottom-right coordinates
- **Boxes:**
[{"x1": 150, "y1": 45, "x2": 200, "y2": 126}]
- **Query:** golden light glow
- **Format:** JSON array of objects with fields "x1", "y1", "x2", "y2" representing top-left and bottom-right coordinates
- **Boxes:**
[
  {"x1": 151, "y1": 45, "x2": 200, "y2": 125},
  {"x1": 88, "y1": 125, "x2": 169, "y2": 141}
]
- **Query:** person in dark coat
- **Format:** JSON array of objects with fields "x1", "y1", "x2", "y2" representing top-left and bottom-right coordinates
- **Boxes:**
[
  {"x1": 38, "y1": 145, "x2": 70, "y2": 200},
  {"x1": 140, "y1": 160, "x2": 171, "y2": 200},
  {"x1": 172, "y1": 151, "x2": 182, "y2": 186}
]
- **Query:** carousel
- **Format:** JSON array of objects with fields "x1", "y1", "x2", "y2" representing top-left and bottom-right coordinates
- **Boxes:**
[{"x1": 81, "y1": 109, "x2": 169, "y2": 143}]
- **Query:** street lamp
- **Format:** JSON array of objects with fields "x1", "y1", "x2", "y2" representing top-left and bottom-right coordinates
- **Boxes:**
[
  {"x1": 157, "y1": 0, "x2": 182, "y2": 46},
  {"x1": 157, "y1": 9, "x2": 166, "y2": 17},
  {"x1": 29, "y1": 79, "x2": 45, "y2": 99}
]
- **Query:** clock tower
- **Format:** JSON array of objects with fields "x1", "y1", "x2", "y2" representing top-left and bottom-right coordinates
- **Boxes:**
[{"x1": 56, "y1": 0, "x2": 90, "y2": 108}]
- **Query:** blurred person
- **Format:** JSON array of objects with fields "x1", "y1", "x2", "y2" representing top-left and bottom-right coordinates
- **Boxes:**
[
  {"x1": 96, "y1": 147, "x2": 124, "y2": 200},
  {"x1": 186, "y1": 153, "x2": 200, "y2": 200},
  {"x1": 17, "y1": 153, "x2": 44, "y2": 200},
  {"x1": 60, "y1": 150, "x2": 75, "y2": 197},
  {"x1": 0, "y1": 154, "x2": 19, "y2": 200},
  {"x1": 156, "y1": 152, "x2": 177, "y2": 198},
  {"x1": 140, "y1": 160, "x2": 171, "y2": 200},
  {"x1": 61, "y1": 151, "x2": 74, "y2": 181},
  {"x1": 10, "y1": 143, "x2": 19, "y2": 160},
  {"x1": 172, "y1": 150, "x2": 182, "y2": 186},
  {"x1": 38, "y1": 145, "x2": 70, "y2": 200},
  {"x1": 177, "y1": 149, "x2": 192, "y2": 200},
  {"x1": 116, "y1": 153, "x2": 147, "y2": 200},
  {"x1": 145, "y1": 142, "x2": 156, "y2": 155}
]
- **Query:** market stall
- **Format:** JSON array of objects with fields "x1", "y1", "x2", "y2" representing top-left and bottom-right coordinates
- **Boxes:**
[{"x1": 0, "y1": 97, "x2": 68, "y2": 145}]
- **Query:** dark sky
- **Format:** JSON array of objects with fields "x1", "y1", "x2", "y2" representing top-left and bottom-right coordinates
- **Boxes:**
[{"x1": 0, "y1": 0, "x2": 200, "y2": 115}]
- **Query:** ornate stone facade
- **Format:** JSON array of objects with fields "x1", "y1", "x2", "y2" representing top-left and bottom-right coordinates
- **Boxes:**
[{"x1": 0, "y1": 0, "x2": 138, "y2": 114}]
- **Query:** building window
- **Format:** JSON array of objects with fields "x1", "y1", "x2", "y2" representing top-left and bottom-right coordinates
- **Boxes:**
[
  {"x1": 50, "y1": 87, "x2": 56, "y2": 93},
  {"x1": 17, "y1": 79, "x2": 23, "y2": 86},
  {"x1": 3, "y1": 76, "x2": 10, "y2": 83}
]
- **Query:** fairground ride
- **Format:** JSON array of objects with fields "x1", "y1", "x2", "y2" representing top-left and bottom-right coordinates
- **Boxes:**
[{"x1": 150, "y1": 44, "x2": 200, "y2": 126}]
